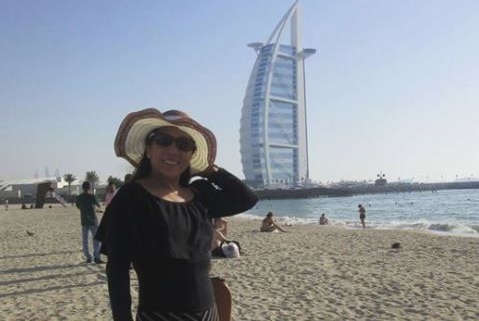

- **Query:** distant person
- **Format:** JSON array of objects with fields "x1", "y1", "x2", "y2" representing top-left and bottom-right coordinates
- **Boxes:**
[
  {"x1": 211, "y1": 218, "x2": 241, "y2": 258},
  {"x1": 75, "y1": 181, "x2": 103, "y2": 264},
  {"x1": 358, "y1": 204, "x2": 366, "y2": 229},
  {"x1": 319, "y1": 213, "x2": 329, "y2": 225},
  {"x1": 260, "y1": 212, "x2": 288, "y2": 232},
  {"x1": 104, "y1": 182, "x2": 117, "y2": 208},
  {"x1": 4, "y1": 199, "x2": 8, "y2": 211},
  {"x1": 211, "y1": 227, "x2": 241, "y2": 258},
  {"x1": 100, "y1": 176, "x2": 128, "y2": 268},
  {"x1": 211, "y1": 226, "x2": 230, "y2": 257},
  {"x1": 211, "y1": 216, "x2": 242, "y2": 258},
  {"x1": 213, "y1": 217, "x2": 228, "y2": 236}
]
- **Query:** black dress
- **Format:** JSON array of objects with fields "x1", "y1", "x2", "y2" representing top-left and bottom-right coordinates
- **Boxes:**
[{"x1": 95, "y1": 168, "x2": 258, "y2": 321}]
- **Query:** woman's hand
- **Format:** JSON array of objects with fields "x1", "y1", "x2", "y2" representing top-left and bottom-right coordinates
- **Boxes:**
[{"x1": 198, "y1": 164, "x2": 219, "y2": 177}]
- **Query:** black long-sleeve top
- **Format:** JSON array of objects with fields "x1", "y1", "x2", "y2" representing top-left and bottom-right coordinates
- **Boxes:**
[{"x1": 95, "y1": 168, "x2": 258, "y2": 321}]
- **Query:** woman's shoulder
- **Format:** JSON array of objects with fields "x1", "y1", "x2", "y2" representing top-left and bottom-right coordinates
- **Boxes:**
[
  {"x1": 117, "y1": 181, "x2": 142, "y2": 192},
  {"x1": 110, "y1": 181, "x2": 149, "y2": 202}
]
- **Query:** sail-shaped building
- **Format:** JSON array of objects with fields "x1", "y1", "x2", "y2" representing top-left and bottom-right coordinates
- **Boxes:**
[{"x1": 240, "y1": 1, "x2": 315, "y2": 188}]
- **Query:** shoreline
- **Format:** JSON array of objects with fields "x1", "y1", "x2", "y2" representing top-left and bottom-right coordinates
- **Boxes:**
[
  {"x1": 1, "y1": 207, "x2": 478, "y2": 320},
  {"x1": 7, "y1": 202, "x2": 479, "y2": 238},
  {"x1": 237, "y1": 213, "x2": 479, "y2": 239}
]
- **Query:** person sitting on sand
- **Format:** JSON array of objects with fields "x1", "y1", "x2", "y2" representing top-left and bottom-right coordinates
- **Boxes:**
[
  {"x1": 213, "y1": 217, "x2": 228, "y2": 236},
  {"x1": 211, "y1": 226, "x2": 232, "y2": 257},
  {"x1": 260, "y1": 212, "x2": 288, "y2": 232},
  {"x1": 319, "y1": 213, "x2": 329, "y2": 225},
  {"x1": 211, "y1": 220, "x2": 242, "y2": 258}
]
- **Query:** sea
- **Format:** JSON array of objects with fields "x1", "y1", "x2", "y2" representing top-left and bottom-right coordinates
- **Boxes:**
[{"x1": 239, "y1": 188, "x2": 479, "y2": 237}]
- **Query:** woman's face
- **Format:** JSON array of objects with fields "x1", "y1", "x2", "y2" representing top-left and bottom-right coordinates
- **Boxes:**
[{"x1": 146, "y1": 126, "x2": 195, "y2": 180}]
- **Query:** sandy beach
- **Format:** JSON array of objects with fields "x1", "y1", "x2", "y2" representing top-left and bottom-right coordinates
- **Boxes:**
[{"x1": 1, "y1": 206, "x2": 478, "y2": 321}]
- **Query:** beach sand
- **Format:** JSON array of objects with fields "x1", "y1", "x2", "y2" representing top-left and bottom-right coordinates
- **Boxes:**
[{"x1": 1, "y1": 206, "x2": 478, "y2": 320}]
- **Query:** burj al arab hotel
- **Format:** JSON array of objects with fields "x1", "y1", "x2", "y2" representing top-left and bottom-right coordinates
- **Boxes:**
[{"x1": 240, "y1": 1, "x2": 316, "y2": 188}]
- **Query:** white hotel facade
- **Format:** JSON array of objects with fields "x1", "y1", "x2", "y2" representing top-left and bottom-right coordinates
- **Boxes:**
[{"x1": 240, "y1": 1, "x2": 315, "y2": 188}]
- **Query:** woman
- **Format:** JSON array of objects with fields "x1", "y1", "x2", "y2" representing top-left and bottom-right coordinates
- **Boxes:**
[
  {"x1": 96, "y1": 108, "x2": 258, "y2": 321},
  {"x1": 104, "y1": 181, "x2": 116, "y2": 207},
  {"x1": 260, "y1": 212, "x2": 288, "y2": 233}
]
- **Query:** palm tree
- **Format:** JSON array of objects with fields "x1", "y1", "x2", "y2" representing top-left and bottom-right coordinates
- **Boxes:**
[
  {"x1": 63, "y1": 173, "x2": 77, "y2": 195},
  {"x1": 85, "y1": 171, "x2": 100, "y2": 192}
]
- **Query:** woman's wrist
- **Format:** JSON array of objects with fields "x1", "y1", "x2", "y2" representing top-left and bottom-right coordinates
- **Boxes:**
[{"x1": 201, "y1": 164, "x2": 220, "y2": 177}]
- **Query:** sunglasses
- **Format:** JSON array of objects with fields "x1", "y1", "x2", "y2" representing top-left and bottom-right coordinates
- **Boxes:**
[{"x1": 149, "y1": 131, "x2": 197, "y2": 152}]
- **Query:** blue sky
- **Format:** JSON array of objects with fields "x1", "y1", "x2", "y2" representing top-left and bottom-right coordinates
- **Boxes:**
[{"x1": 1, "y1": 0, "x2": 478, "y2": 184}]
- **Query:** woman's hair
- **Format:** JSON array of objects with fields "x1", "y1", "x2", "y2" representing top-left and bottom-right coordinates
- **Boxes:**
[{"x1": 131, "y1": 129, "x2": 192, "y2": 186}]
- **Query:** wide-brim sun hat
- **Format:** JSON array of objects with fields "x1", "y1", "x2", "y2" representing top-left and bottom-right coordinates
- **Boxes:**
[{"x1": 114, "y1": 108, "x2": 216, "y2": 175}]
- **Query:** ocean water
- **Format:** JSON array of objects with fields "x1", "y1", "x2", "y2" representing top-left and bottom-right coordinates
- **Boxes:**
[{"x1": 239, "y1": 188, "x2": 479, "y2": 237}]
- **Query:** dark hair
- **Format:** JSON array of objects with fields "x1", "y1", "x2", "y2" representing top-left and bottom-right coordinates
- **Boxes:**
[
  {"x1": 137, "y1": 128, "x2": 193, "y2": 186},
  {"x1": 124, "y1": 173, "x2": 133, "y2": 183},
  {"x1": 131, "y1": 154, "x2": 151, "y2": 181},
  {"x1": 131, "y1": 131, "x2": 161, "y2": 181},
  {"x1": 179, "y1": 168, "x2": 192, "y2": 186},
  {"x1": 82, "y1": 181, "x2": 91, "y2": 191},
  {"x1": 266, "y1": 212, "x2": 273, "y2": 217}
]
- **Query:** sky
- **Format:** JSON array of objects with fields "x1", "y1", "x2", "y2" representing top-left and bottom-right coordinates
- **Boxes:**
[{"x1": 1, "y1": 0, "x2": 478, "y2": 184}]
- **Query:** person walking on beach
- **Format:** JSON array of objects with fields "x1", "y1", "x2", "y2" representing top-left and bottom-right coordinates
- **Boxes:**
[
  {"x1": 260, "y1": 212, "x2": 288, "y2": 232},
  {"x1": 75, "y1": 181, "x2": 103, "y2": 263},
  {"x1": 4, "y1": 199, "x2": 8, "y2": 211},
  {"x1": 358, "y1": 204, "x2": 366, "y2": 228},
  {"x1": 95, "y1": 108, "x2": 258, "y2": 321},
  {"x1": 104, "y1": 181, "x2": 116, "y2": 208}
]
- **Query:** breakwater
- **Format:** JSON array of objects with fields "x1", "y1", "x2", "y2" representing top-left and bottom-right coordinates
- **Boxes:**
[
  {"x1": 254, "y1": 187, "x2": 352, "y2": 199},
  {"x1": 254, "y1": 181, "x2": 479, "y2": 200},
  {"x1": 346, "y1": 181, "x2": 479, "y2": 195}
]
